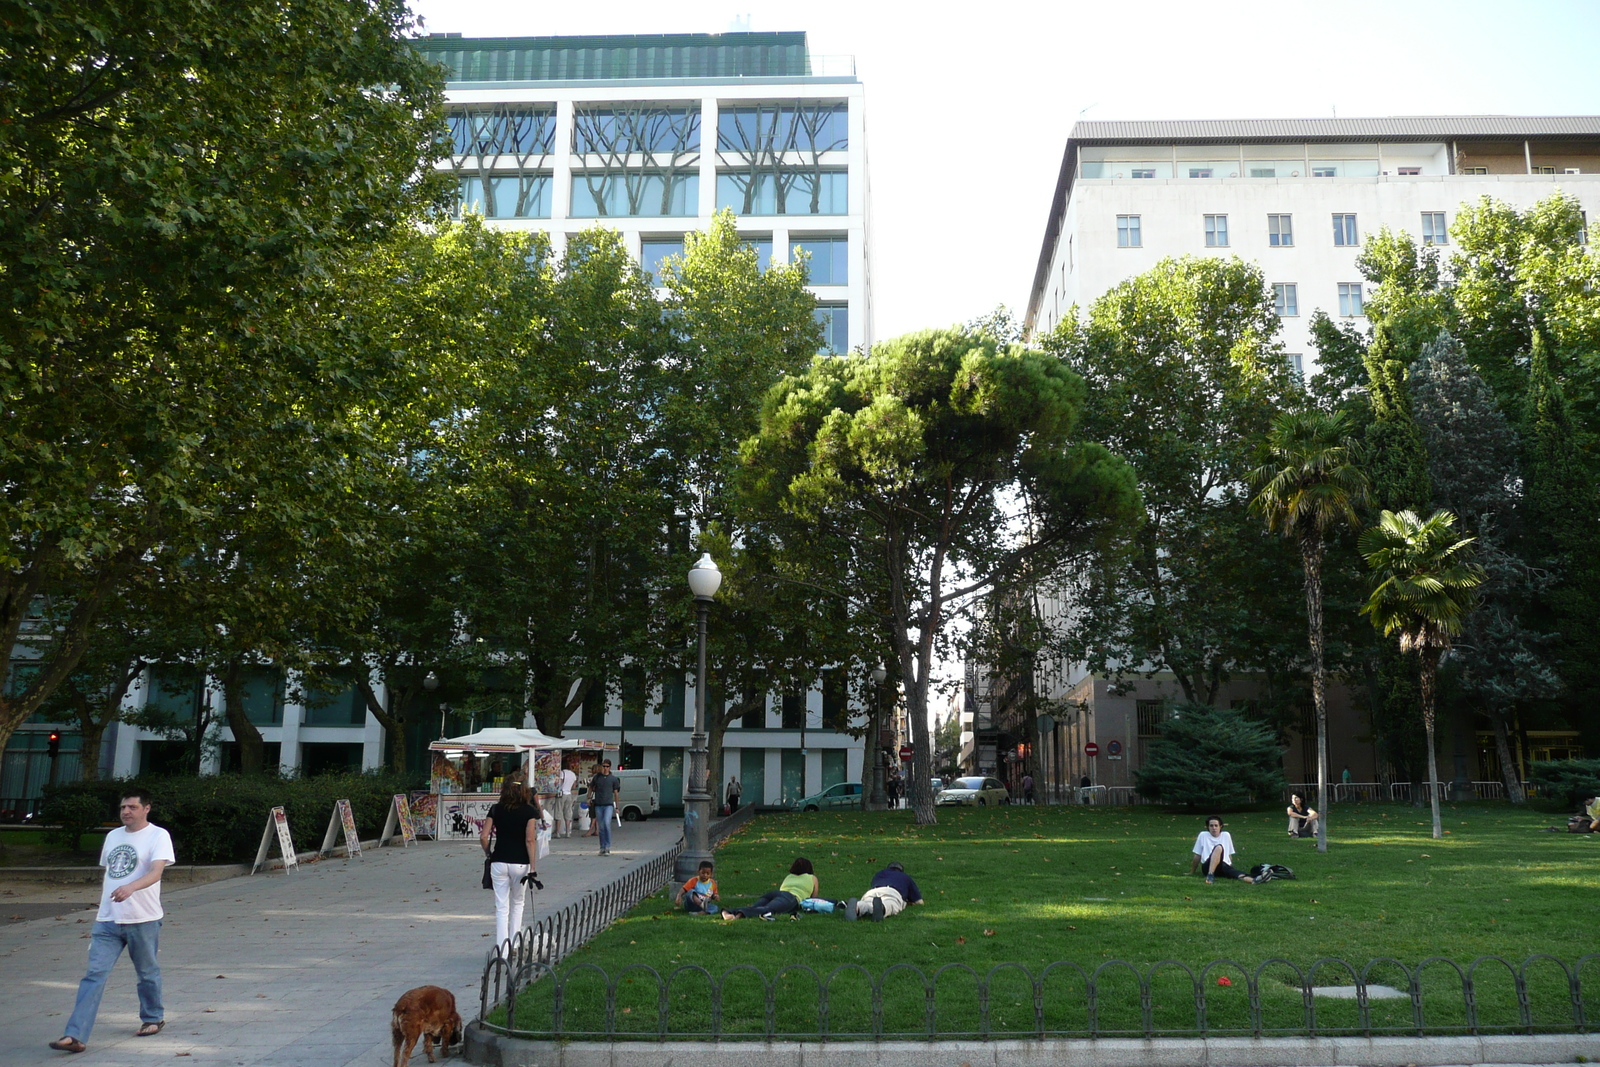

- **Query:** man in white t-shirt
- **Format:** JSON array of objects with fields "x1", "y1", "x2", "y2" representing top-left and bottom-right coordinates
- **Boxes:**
[
  {"x1": 1189, "y1": 815, "x2": 1255, "y2": 885},
  {"x1": 557, "y1": 764, "x2": 578, "y2": 838},
  {"x1": 50, "y1": 790, "x2": 176, "y2": 1054}
]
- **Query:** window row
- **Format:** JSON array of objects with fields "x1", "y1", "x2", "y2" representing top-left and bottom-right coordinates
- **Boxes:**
[
  {"x1": 456, "y1": 171, "x2": 849, "y2": 219},
  {"x1": 445, "y1": 103, "x2": 849, "y2": 158},
  {"x1": 1116, "y1": 211, "x2": 1451, "y2": 248},
  {"x1": 1085, "y1": 159, "x2": 1388, "y2": 180},
  {"x1": 1270, "y1": 282, "x2": 1366, "y2": 318},
  {"x1": 640, "y1": 235, "x2": 848, "y2": 285}
]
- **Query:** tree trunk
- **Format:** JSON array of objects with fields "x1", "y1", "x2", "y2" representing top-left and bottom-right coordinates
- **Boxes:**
[
  {"x1": 1301, "y1": 534, "x2": 1330, "y2": 854},
  {"x1": 1420, "y1": 646, "x2": 1443, "y2": 840},
  {"x1": 1490, "y1": 706, "x2": 1526, "y2": 804},
  {"x1": 357, "y1": 674, "x2": 408, "y2": 773},
  {"x1": 220, "y1": 660, "x2": 267, "y2": 775}
]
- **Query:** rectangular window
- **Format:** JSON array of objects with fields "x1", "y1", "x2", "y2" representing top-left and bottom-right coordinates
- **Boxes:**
[
  {"x1": 457, "y1": 174, "x2": 551, "y2": 219},
  {"x1": 639, "y1": 237, "x2": 684, "y2": 280},
  {"x1": 716, "y1": 171, "x2": 847, "y2": 216},
  {"x1": 1422, "y1": 211, "x2": 1448, "y2": 246},
  {"x1": 1332, "y1": 213, "x2": 1358, "y2": 246},
  {"x1": 1338, "y1": 282, "x2": 1365, "y2": 317},
  {"x1": 1203, "y1": 214, "x2": 1228, "y2": 247},
  {"x1": 1397, "y1": 166, "x2": 1421, "y2": 176},
  {"x1": 781, "y1": 692, "x2": 806, "y2": 730},
  {"x1": 1117, "y1": 215, "x2": 1141, "y2": 248},
  {"x1": 1268, "y1": 214, "x2": 1293, "y2": 247},
  {"x1": 815, "y1": 304, "x2": 849, "y2": 354},
  {"x1": 570, "y1": 173, "x2": 698, "y2": 217},
  {"x1": 790, "y1": 235, "x2": 848, "y2": 285},
  {"x1": 1273, "y1": 283, "x2": 1298, "y2": 317}
]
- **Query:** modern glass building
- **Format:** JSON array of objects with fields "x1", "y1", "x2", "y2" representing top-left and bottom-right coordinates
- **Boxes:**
[{"x1": 416, "y1": 30, "x2": 874, "y2": 355}]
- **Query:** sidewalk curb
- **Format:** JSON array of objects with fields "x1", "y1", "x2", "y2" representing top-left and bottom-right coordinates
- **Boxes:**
[{"x1": 463, "y1": 1027, "x2": 1600, "y2": 1067}]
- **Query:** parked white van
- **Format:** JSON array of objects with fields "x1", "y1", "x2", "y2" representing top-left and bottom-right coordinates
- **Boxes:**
[{"x1": 576, "y1": 768, "x2": 660, "y2": 822}]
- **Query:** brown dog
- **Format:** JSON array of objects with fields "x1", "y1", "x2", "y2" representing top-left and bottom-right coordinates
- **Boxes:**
[{"x1": 391, "y1": 985, "x2": 461, "y2": 1066}]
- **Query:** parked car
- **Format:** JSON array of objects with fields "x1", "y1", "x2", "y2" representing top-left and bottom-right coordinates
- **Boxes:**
[
  {"x1": 936, "y1": 776, "x2": 1009, "y2": 807},
  {"x1": 796, "y1": 781, "x2": 864, "y2": 811}
]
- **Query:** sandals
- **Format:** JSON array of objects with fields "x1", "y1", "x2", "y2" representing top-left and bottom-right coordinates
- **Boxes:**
[
  {"x1": 49, "y1": 1037, "x2": 86, "y2": 1053},
  {"x1": 136, "y1": 1021, "x2": 165, "y2": 1037}
]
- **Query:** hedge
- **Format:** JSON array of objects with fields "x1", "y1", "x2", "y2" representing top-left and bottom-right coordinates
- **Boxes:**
[{"x1": 40, "y1": 771, "x2": 425, "y2": 864}]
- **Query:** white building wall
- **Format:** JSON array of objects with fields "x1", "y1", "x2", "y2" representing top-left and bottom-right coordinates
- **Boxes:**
[{"x1": 1038, "y1": 171, "x2": 1600, "y2": 372}]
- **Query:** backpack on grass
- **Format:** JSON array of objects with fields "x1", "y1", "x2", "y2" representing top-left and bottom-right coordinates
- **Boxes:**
[{"x1": 1249, "y1": 863, "x2": 1296, "y2": 883}]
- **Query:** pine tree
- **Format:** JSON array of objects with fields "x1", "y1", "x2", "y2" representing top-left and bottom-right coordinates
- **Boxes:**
[{"x1": 1522, "y1": 330, "x2": 1600, "y2": 711}]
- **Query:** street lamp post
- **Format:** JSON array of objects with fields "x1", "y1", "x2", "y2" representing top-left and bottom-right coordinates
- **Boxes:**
[
  {"x1": 867, "y1": 665, "x2": 888, "y2": 809},
  {"x1": 675, "y1": 553, "x2": 721, "y2": 883}
]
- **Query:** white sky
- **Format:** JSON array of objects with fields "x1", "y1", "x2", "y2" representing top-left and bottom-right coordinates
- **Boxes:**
[{"x1": 409, "y1": 0, "x2": 1600, "y2": 340}]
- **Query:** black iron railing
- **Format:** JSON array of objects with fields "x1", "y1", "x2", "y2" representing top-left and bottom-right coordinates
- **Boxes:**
[{"x1": 480, "y1": 953, "x2": 1599, "y2": 1041}]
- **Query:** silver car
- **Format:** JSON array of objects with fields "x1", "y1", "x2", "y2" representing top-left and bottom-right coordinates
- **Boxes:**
[{"x1": 936, "y1": 775, "x2": 1010, "y2": 807}]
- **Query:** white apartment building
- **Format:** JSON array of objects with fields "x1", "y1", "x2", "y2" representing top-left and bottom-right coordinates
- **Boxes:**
[
  {"x1": 1026, "y1": 116, "x2": 1600, "y2": 374},
  {"x1": 416, "y1": 30, "x2": 874, "y2": 353}
]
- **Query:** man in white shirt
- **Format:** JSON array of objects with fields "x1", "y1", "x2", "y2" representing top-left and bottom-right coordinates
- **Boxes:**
[
  {"x1": 557, "y1": 764, "x2": 578, "y2": 838},
  {"x1": 50, "y1": 790, "x2": 176, "y2": 1054},
  {"x1": 1189, "y1": 816, "x2": 1255, "y2": 884}
]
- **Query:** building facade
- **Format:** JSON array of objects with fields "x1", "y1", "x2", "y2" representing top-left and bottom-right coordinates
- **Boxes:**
[
  {"x1": 1026, "y1": 116, "x2": 1600, "y2": 374},
  {"x1": 415, "y1": 30, "x2": 873, "y2": 353}
]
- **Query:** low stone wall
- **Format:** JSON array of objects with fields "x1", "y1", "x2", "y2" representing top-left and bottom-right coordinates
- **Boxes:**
[{"x1": 464, "y1": 1028, "x2": 1600, "y2": 1067}]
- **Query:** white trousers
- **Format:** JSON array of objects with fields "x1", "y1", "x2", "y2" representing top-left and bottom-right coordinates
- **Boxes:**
[
  {"x1": 855, "y1": 886, "x2": 906, "y2": 918},
  {"x1": 491, "y1": 862, "x2": 529, "y2": 948}
]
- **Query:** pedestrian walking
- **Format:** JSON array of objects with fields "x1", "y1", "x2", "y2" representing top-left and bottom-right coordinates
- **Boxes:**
[
  {"x1": 590, "y1": 760, "x2": 621, "y2": 855},
  {"x1": 479, "y1": 777, "x2": 542, "y2": 949},
  {"x1": 50, "y1": 789, "x2": 174, "y2": 1054},
  {"x1": 557, "y1": 760, "x2": 578, "y2": 838}
]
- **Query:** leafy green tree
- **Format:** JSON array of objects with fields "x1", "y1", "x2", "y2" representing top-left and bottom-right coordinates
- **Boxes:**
[
  {"x1": 0, "y1": 0, "x2": 448, "y2": 757},
  {"x1": 741, "y1": 327, "x2": 1141, "y2": 824},
  {"x1": 1360, "y1": 509, "x2": 1483, "y2": 839},
  {"x1": 1250, "y1": 410, "x2": 1368, "y2": 852},
  {"x1": 1043, "y1": 257, "x2": 1303, "y2": 704},
  {"x1": 1409, "y1": 330, "x2": 1556, "y2": 802},
  {"x1": 1133, "y1": 703, "x2": 1286, "y2": 810}
]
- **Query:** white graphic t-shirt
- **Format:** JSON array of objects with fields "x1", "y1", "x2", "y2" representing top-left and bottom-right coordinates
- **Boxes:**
[{"x1": 97, "y1": 824, "x2": 176, "y2": 924}]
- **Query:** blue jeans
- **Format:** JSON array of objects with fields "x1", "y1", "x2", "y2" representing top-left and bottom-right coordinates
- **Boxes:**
[
  {"x1": 66, "y1": 920, "x2": 163, "y2": 1041},
  {"x1": 594, "y1": 805, "x2": 615, "y2": 851}
]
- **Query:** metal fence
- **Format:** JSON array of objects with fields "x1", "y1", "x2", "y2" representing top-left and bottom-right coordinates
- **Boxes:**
[{"x1": 479, "y1": 954, "x2": 1600, "y2": 1041}]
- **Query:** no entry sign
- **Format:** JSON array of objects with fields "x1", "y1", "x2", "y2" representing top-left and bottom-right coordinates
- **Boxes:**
[
  {"x1": 1084, "y1": 741, "x2": 1100, "y2": 757},
  {"x1": 899, "y1": 744, "x2": 915, "y2": 761}
]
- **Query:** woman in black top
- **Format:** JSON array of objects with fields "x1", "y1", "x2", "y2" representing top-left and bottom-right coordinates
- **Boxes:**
[{"x1": 479, "y1": 777, "x2": 543, "y2": 949}]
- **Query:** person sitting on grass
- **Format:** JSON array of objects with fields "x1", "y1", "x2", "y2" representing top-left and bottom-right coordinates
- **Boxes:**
[
  {"x1": 854, "y1": 861, "x2": 924, "y2": 921},
  {"x1": 720, "y1": 857, "x2": 819, "y2": 921},
  {"x1": 1286, "y1": 793, "x2": 1319, "y2": 838},
  {"x1": 675, "y1": 861, "x2": 721, "y2": 914},
  {"x1": 1190, "y1": 816, "x2": 1254, "y2": 884}
]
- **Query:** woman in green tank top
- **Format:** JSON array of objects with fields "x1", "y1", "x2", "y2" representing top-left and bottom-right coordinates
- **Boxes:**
[{"x1": 720, "y1": 857, "x2": 822, "y2": 921}]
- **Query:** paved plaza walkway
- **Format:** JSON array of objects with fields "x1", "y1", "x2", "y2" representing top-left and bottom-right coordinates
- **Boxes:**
[{"x1": 2, "y1": 816, "x2": 683, "y2": 1066}]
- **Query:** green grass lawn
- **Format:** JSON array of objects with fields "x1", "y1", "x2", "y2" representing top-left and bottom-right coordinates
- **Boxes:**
[{"x1": 499, "y1": 804, "x2": 1600, "y2": 1039}]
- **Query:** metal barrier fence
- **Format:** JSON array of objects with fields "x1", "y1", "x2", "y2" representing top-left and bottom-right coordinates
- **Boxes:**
[
  {"x1": 479, "y1": 954, "x2": 1600, "y2": 1041},
  {"x1": 479, "y1": 841, "x2": 683, "y2": 1022}
]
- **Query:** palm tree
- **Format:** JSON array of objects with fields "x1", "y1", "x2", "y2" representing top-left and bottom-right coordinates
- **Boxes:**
[
  {"x1": 1359, "y1": 509, "x2": 1483, "y2": 840},
  {"x1": 1250, "y1": 411, "x2": 1369, "y2": 854}
]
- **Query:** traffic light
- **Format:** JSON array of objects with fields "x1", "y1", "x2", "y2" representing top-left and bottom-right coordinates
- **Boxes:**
[{"x1": 47, "y1": 732, "x2": 61, "y2": 759}]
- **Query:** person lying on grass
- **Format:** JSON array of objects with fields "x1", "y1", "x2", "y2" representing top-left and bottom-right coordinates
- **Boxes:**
[
  {"x1": 720, "y1": 857, "x2": 820, "y2": 921},
  {"x1": 1190, "y1": 816, "x2": 1255, "y2": 884},
  {"x1": 854, "y1": 861, "x2": 923, "y2": 921}
]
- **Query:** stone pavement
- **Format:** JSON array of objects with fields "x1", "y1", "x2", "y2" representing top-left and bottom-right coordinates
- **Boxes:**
[{"x1": 2, "y1": 815, "x2": 684, "y2": 1066}]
